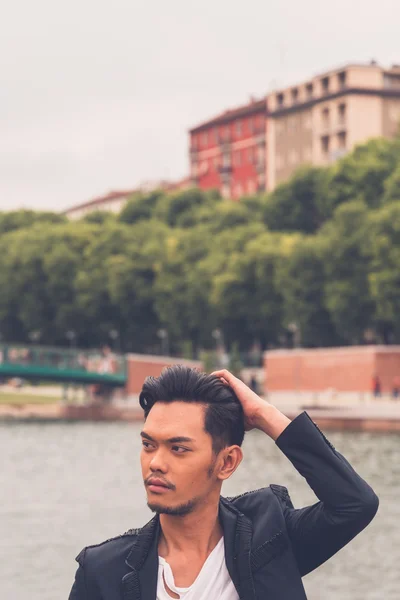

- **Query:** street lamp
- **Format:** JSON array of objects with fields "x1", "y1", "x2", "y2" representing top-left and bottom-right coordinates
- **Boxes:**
[
  {"x1": 157, "y1": 329, "x2": 169, "y2": 356},
  {"x1": 212, "y1": 328, "x2": 228, "y2": 368},
  {"x1": 65, "y1": 330, "x2": 76, "y2": 349},
  {"x1": 288, "y1": 322, "x2": 301, "y2": 348},
  {"x1": 28, "y1": 330, "x2": 42, "y2": 343},
  {"x1": 108, "y1": 329, "x2": 120, "y2": 352}
]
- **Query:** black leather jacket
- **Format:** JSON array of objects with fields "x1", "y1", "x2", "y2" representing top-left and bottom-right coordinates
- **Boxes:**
[{"x1": 69, "y1": 412, "x2": 379, "y2": 600}]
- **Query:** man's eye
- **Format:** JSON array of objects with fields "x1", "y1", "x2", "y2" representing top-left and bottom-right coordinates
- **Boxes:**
[
  {"x1": 172, "y1": 446, "x2": 188, "y2": 453},
  {"x1": 142, "y1": 441, "x2": 153, "y2": 449}
]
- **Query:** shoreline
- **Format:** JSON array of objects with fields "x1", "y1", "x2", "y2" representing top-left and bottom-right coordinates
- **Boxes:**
[{"x1": 1, "y1": 400, "x2": 400, "y2": 432}]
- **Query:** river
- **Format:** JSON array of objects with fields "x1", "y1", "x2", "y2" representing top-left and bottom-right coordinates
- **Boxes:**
[{"x1": 1, "y1": 420, "x2": 399, "y2": 599}]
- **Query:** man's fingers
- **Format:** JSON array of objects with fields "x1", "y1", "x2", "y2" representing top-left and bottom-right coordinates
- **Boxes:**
[{"x1": 212, "y1": 370, "x2": 233, "y2": 383}]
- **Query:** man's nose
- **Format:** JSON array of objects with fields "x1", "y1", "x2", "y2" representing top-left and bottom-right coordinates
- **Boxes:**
[{"x1": 149, "y1": 448, "x2": 168, "y2": 473}]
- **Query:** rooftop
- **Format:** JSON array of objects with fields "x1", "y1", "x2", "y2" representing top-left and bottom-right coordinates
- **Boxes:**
[{"x1": 190, "y1": 97, "x2": 267, "y2": 133}]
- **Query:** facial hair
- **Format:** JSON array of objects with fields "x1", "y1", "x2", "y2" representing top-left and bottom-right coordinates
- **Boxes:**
[{"x1": 147, "y1": 456, "x2": 218, "y2": 516}]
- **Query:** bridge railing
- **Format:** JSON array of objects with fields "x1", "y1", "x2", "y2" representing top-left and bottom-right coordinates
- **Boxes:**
[{"x1": 0, "y1": 344, "x2": 127, "y2": 378}]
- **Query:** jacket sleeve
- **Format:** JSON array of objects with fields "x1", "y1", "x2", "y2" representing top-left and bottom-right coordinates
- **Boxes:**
[
  {"x1": 68, "y1": 549, "x2": 88, "y2": 600},
  {"x1": 273, "y1": 411, "x2": 379, "y2": 577}
]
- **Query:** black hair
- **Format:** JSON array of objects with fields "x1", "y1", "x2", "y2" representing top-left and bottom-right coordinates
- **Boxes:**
[{"x1": 139, "y1": 365, "x2": 245, "y2": 453}]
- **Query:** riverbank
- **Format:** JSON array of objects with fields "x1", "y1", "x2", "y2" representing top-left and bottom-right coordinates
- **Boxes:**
[{"x1": 1, "y1": 393, "x2": 400, "y2": 431}]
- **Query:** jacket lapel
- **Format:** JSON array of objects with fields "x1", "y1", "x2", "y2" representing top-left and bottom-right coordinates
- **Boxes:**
[
  {"x1": 123, "y1": 515, "x2": 160, "y2": 600},
  {"x1": 220, "y1": 497, "x2": 256, "y2": 600},
  {"x1": 123, "y1": 499, "x2": 255, "y2": 600}
]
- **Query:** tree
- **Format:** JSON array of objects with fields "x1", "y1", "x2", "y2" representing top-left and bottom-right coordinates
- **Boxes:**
[
  {"x1": 320, "y1": 200, "x2": 375, "y2": 344},
  {"x1": 0, "y1": 210, "x2": 66, "y2": 235},
  {"x1": 153, "y1": 188, "x2": 219, "y2": 228},
  {"x1": 153, "y1": 226, "x2": 217, "y2": 352},
  {"x1": 263, "y1": 166, "x2": 330, "y2": 233},
  {"x1": 119, "y1": 190, "x2": 165, "y2": 224},
  {"x1": 367, "y1": 202, "x2": 400, "y2": 342},
  {"x1": 82, "y1": 210, "x2": 115, "y2": 225},
  {"x1": 382, "y1": 163, "x2": 400, "y2": 204},
  {"x1": 327, "y1": 138, "x2": 400, "y2": 210},
  {"x1": 209, "y1": 231, "x2": 286, "y2": 349},
  {"x1": 0, "y1": 223, "x2": 93, "y2": 344},
  {"x1": 276, "y1": 236, "x2": 339, "y2": 347}
]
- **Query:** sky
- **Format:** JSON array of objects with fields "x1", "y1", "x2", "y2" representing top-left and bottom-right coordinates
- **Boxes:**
[{"x1": 1, "y1": 0, "x2": 399, "y2": 212}]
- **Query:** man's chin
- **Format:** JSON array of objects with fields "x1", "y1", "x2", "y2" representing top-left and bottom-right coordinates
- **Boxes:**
[{"x1": 147, "y1": 498, "x2": 198, "y2": 516}]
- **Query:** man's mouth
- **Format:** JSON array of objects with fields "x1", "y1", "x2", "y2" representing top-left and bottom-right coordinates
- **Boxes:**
[{"x1": 146, "y1": 478, "x2": 172, "y2": 494}]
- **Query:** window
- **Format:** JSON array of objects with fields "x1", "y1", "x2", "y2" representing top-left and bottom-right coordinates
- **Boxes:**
[
  {"x1": 222, "y1": 153, "x2": 231, "y2": 168},
  {"x1": 321, "y1": 77, "x2": 330, "y2": 93},
  {"x1": 384, "y1": 74, "x2": 400, "y2": 89},
  {"x1": 277, "y1": 93, "x2": 284, "y2": 108},
  {"x1": 337, "y1": 131, "x2": 347, "y2": 150},
  {"x1": 248, "y1": 147, "x2": 254, "y2": 163},
  {"x1": 247, "y1": 179, "x2": 256, "y2": 194},
  {"x1": 202, "y1": 131, "x2": 208, "y2": 146},
  {"x1": 338, "y1": 71, "x2": 347, "y2": 89},
  {"x1": 213, "y1": 156, "x2": 219, "y2": 169},
  {"x1": 248, "y1": 118, "x2": 254, "y2": 134},
  {"x1": 338, "y1": 103, "x2": 346, "y2": 126},
  {"x1": 235, "y1": 183, "x2": 243, "y2": 198},
  {"x1": 235, "y1": 150, "x2": 241, "y2": 167},
  {"x1": 222, "y1": 184, "x2": 230, "y2": 198},
  {"x1": 291, "y1": 88, "x2": 299, "y2": 103},
  {"x1": 321, "y1": 135, "x2": 330, "y2": 155},
  {"x1": 306, "y1": 83, "x2": 313, "y2": 99},
  {"x1": 322, "y1": 107, "x2": 330, "y2": 129},
  {"x1": 236, "y1": 120, "x2": 242, "y2": 136}
]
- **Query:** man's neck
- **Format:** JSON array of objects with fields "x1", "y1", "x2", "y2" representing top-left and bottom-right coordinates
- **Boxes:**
[{"x1": 158, "y1": 500, "x2": 223, "y2": 558}]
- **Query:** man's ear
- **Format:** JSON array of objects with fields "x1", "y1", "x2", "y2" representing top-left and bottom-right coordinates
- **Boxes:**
[{"x1": 217, "y1": 445, "x2": 243, "y2": 481}]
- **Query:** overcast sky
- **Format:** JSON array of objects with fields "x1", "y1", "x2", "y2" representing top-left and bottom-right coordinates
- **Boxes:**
[{"x1": 1, "y1": 0, "x2": 399, "y2": 212}]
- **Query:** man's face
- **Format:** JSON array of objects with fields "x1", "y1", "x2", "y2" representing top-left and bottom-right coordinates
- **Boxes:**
[{"x1": 140, "y1": 401, "x2": 219, "y2": 516}]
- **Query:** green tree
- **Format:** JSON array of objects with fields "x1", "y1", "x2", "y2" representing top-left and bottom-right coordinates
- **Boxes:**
[
  {"x1": 320, "y1": 200, "x2": 374, "y2": 344},
  {"x1": 382, "y1": 163, "x2": 400, "y2": 204},
  {"x1": 276, "y1": 236, "x2": 339, "y2": 347},
  {"x1": 327, "y1": 138, "x2": 400, "y2": 210},
  {"x1": 119, "y1": 190, "x2": 165, "y2": 224},
  {"x1": 263, "y1": 166, "x2": 330, "y2": 233},
  {"x1": 209, "y1": 231, "x2": 286, "y2": 349},
  {"x1": 83, "y1": 210, "x2": 116, "y2": 225},
  {"x1": 153, "y1": 188, "x2": 218, "y2": 228},
  {"x1": 367, "y1": 202, "x2": 400, "y2": 342},
  {"x1": 0, "y1": 210, "x2": 66, "y2": 235}
]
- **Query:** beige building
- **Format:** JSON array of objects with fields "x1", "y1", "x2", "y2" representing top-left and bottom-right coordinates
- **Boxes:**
[
  {"x1": 62, "y1": 190, "x2": 136, "y2": 220},
  {"x1": 63, "y1": 178, "x2": 190, "y2": 220},
  {"x1": 267, "y1": 62, "x2": 400, "y2": 190}
]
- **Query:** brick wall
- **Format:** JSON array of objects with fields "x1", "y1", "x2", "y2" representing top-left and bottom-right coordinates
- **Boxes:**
[
  {"x1": 264, "y1": 346, "x2": 400, "y2": 393},
  {"x1": 125, "y1": 354, "x2": 203, "y2": 396}
]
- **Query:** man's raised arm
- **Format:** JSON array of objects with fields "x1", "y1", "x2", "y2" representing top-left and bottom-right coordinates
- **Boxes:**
[{"x1": 212, "y1": 370, "x2": 379, "y2": 576}]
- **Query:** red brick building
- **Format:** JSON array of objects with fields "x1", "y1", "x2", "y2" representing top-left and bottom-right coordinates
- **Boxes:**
[
  {"x1": 264, "y1": 346, "x2": 400, "y2": 393},
  {"x1": 189, "y1": 98, "x2": 267, "y2": 199}
]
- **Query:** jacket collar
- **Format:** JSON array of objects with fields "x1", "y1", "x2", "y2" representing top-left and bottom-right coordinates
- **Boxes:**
[{"x1": 122, "y1": 499, "x2": 255, "y2": 600}]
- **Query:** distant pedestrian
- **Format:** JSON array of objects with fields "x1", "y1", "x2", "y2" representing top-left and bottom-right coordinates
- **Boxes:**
[
  {"x1": 372, "y1": 374, "x2": 382, "y2": 398},
  {"x1": 249, "y1": 372, "x2": 259, "y2": 395},
  {"x1": 392, "y1": 376, "x2": 400, "y2": 400}
]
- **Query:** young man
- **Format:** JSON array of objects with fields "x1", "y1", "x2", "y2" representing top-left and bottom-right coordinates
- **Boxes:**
[{"x1": 69, "y1": 365, "x2": 378, "y2": 600}]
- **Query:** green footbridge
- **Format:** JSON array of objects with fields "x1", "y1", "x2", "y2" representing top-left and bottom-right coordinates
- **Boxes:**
[{"x1": 0, "y1": 344, "x2": 127, "y2": 387}]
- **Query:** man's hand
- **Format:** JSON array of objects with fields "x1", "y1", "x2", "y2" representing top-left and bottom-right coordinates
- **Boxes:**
[{"x1": 211, "y1": 369, "x2": 291, "y2": 440}]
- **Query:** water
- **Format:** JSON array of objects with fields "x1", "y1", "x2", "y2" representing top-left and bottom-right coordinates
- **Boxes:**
[{"x1": 1, "y1": 421, "x2": 399, "y2": 600}]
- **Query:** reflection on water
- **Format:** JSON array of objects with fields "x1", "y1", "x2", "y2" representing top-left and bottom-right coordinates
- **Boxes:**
[{"x1": 1, "y1": 420, "x2": 399, "y2": 599}]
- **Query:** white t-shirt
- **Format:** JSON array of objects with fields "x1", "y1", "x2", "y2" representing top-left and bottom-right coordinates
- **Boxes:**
[{"x1": 157, "y1": 536, "x2": 239, "y2": 600}]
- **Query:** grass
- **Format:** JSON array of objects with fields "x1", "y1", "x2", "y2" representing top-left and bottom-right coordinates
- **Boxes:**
[{"x1": 0, "y1": 392, "x2": 60, "y2": 405}]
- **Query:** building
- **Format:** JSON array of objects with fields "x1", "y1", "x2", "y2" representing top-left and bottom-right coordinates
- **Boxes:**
[
  {"x1": 189, "y1": 98, "x2": 267, "y2": 199},
  {"x1": 267, "y1": 62, "x2": 400, "y2": 190},
  {"x1": 264, "y1": 345, "x2": 400, "y2": 396},
  {"x1": 63, "y1": 179, "x2": 191, "y2": 220},
  {"x1": 63, "y1": 190, "x2": 136, "y2": 220}
]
